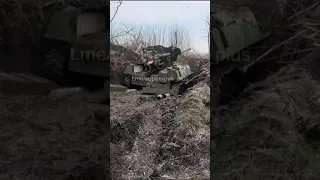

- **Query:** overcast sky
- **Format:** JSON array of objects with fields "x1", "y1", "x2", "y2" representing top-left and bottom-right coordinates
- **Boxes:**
[{"x1": 110, "y1": 1, "x2": 210, "y2": 54}]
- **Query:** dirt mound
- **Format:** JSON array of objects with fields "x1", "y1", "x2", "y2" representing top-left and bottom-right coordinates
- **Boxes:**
[
  {"x1": 110, "y1": 44, "x2": 141, "y2": 84},
  {"x1": 0, "y1": 92, "x2": 109, "y2": 180},
  {"x1": 212, "y1": 57, "x2": 320, "y2": 179},
  {"x1": 179, "y1": 56, "x2": 210, "y2": 85},
  {"x1": 154, "y1": 82, "x2": 210, "y2": 179},
  {"x1": 110, "y1": 44, "x2": 141, "y2": 62}
]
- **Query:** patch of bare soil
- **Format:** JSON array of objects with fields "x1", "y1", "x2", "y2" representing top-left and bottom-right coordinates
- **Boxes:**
[
  {"x1": 110, "y1": 83, "x2": 210, "y2": 179},
  {"x1": 211, "y1": 56, "x2": 320, "y2": 179},
  {"x1": 110, "y1": 91, "x2": 178, "y2": 179},
  {"x1": 0, "y1": 91, "x2": 109, "y2": 180}
]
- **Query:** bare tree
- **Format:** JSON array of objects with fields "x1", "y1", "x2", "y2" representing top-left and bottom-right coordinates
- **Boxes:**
[
  {"x1": 202, "y1": 14, "x2": 210, "y2": 56},
  {"x1": 111, "y1": 23, "x2": 192, "y2": 51},
  {"x1": 206, "y1": 15, "x2": 210, "y2": 55},
  {"x1": 110, "y1": 24, "x2": 133, "y2": 41},
  {"x1": 168, "y1": 24, "x2": 192, "y2": 51},
  {"x1": 110, "y1": 1, "x2": 135, "y2": 40}
]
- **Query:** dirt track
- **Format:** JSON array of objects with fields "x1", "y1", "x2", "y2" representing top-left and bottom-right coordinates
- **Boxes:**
[
  {"x1": 110, "y1": 91, "x2": 179, "y2": 179},
  {"x1": 110, "y1": 83, "x2": 210, "y2": 179},
  {"x1": 0, "y1": 91, "x2": 109, "y2": 180}
]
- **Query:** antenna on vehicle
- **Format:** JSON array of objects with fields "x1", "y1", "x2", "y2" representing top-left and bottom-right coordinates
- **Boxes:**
[{"x1": 175, "y1": 31, "x2": 178, "y2": 47}]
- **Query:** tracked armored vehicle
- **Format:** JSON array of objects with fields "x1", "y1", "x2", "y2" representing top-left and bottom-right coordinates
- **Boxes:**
[
  {"x1": 37, "y1": 4, "x2": 108, "y2": 87},
  {"x1": 123, "y1": 45, "x2": 193, "y2": 98},
  {"x1": 212, "y1": 5, "x2": 271, "y2": 106}
]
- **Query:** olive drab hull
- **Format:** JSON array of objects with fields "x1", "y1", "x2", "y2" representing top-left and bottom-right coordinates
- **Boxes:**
[
  {"x1": 141, "y1": 64, "x2": 193, "y2": 96},
  {"x1": 212, "y1": 5, "x2": 270, "y2": 62},
  {"x1": 122, "y1": 46, "x2": 193, "y2": 97},
  {"x1": 211, "y1": 5, "x2": 271, "y2": 106}
]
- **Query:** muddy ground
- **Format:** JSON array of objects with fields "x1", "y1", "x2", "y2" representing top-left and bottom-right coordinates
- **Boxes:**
[
  {"x1": 0, "y1": 90, "x2": 109, "y2": 180},
  {"x1": 110, "y1": 83, "x2": 210, "y2": 179}
]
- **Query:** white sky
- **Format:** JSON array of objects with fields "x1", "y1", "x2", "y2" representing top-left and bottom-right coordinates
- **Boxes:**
[{"x1": 110, "y1": 1, "x2": 210, "y2": 54}]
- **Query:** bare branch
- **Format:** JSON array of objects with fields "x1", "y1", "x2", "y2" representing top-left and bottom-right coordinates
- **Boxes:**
[
  {"x1": 110, "y1": 0, "x2": 122, "y2": 23},
  {"x1": 110, "y1": 27, "x2": 133, "y2": 40}
]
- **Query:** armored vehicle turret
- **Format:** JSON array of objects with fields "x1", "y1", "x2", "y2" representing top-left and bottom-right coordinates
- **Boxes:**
[{"x1": 123, "y1": 45, "x2": 192, "y2": 98}]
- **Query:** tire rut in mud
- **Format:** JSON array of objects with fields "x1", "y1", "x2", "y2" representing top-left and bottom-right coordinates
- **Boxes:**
[
  {"x1": 110, "y1": 92, "x2": 179, "y2": 179},
  {"x1": 148, "y1": 97, "x2": 180, "y2": 179}
]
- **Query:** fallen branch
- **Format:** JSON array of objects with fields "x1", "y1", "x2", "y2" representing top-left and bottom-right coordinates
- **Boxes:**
[
  {"x1": 41, "y1": 0, "x2": 60, "y2": 8},
  {"x1": 288, "y1": 2, "x2": 320, "y2": 20},
  {"x1": 242, "y1": 30, "x2": 305, "y2": 72}
]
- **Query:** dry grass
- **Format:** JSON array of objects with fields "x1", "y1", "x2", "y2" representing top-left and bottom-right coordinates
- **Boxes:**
[
  {"x1": 179, "y1": 55, "x2": 210, "y2": 85},
  {"x1": 155, "y1": 82, "x2": 210, "y2": 179},
  {"x1": 110, "y1": 82, "x2": 210, "y2": 179},
  {"x1": 109, "y1": 44, "x2": 141, "y2": 83},
  {"x1": 212, "y1": 61, "x2": 320, "y2": 179}
]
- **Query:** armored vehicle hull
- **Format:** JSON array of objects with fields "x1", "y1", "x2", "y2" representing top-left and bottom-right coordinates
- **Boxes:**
[
  {"x1": 123, "y1": 62, "x2": 193, "y2": 98},
  {"x1": 37, "y1": 6, "x2": 109, "y2": 88},
  {"x1": 122, "y1": 45, "x2": 193, "y2": 98},
  {"x1": 211, "y1": 5, "x2": 271, "y2": 106}
]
